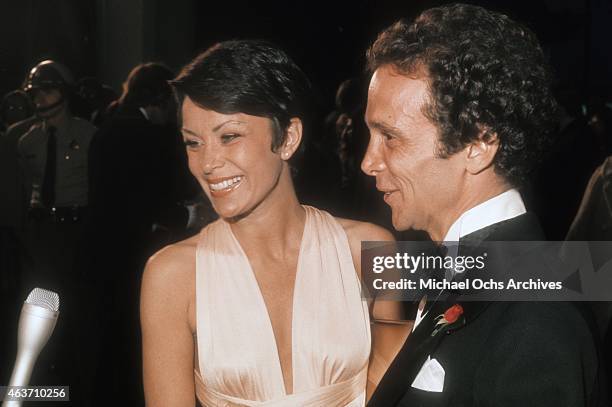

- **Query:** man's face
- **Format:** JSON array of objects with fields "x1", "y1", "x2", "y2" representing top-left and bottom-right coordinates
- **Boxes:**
[
  {"x1": 31, "y1": 88, "x2": 64, "y2": 118},
  {"x1": 2, "y1": 95, "x2": 31, "y2": 126},
  {"x1": 361, "y1": 65, "x2": 466, "y2": 235}
]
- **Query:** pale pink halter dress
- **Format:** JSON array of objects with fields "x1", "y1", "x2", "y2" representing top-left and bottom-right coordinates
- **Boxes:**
[{"x1": 194, "y1": 206, "x2": 371, "y2": 406}]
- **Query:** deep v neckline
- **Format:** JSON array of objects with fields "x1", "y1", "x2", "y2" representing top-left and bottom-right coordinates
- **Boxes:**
[{"x1": 224, "y1": 207, "x2": 310, "y2": 396}]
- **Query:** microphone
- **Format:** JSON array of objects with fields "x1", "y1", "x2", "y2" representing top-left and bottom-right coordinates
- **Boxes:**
[{"x1": 2, "y1": 288, "x2": 60, "y2": 407}]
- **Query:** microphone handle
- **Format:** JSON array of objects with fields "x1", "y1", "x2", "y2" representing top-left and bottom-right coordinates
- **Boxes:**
[
  {"x1": 2, "y1": 397, "x2": 22, "y2": 407},
  {"x1": 2, "y1": 350, "x2": 35, "y2": 407},
  {"x1": 8, "y1": 350, "x2": 36, "y2": 387},
  {"x1": 2, "y1": 303, "x2": 57, "y2": 407}
]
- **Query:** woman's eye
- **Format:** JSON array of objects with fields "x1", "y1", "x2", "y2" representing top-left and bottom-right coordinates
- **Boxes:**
[
  {"x1": 220, "y1": 134, "x2": 240, "y2": 144},
  {"x1": 183, "y1": 139, "x2": 203, "y2": 149}
]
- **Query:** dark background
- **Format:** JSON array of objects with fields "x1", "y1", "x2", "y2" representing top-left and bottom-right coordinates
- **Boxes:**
[
  {"x1": 1, "y1": 0, "x2": 612, "y2": 404},
  {"x1": 1, "y1": 0, "x2": 611, "y2": 113}
]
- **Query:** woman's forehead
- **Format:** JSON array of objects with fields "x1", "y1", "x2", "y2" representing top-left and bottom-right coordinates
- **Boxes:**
[{"x1": 181, "y1": 98, "x2": 273, "y2": 134}]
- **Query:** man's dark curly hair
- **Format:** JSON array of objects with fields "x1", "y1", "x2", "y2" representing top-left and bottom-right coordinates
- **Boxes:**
[{"x1": 367, "y1": 3, "x2": 559, "y2": 186}]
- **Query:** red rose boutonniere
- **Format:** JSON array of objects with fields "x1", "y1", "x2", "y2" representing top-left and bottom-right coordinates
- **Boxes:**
[{"x1": 432, "y1": 304, "x2": 464, "y2": 337}]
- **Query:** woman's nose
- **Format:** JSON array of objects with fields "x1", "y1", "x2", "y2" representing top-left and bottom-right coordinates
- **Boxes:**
[{"x1": 200, "y1": 146, "x2": 224, "y2": 175}]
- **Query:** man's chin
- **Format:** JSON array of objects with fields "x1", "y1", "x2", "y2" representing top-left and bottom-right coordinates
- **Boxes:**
[
  {"x1": 36, "y1": 106, "x2": 63, "y2": 119},
  {"x1": 391, "y1": 215, "x2": 411, "y2": 232}
]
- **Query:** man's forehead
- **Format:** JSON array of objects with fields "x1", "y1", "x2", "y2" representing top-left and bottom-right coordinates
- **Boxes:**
[
  {"x1": 369, "y1": 65, "x2": 428, "y2": 93},
  {"x1": 366, "y1": 66, "x2": 430, "y2": 121}
]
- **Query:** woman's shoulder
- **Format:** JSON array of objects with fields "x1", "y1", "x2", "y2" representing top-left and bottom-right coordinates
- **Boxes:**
[
  {"x1": 148, "y1": 234, "x2": 199, "y2": 269},
  {"x1": 142, "y1": 234, "x2": 200, "y2": 298},
  {"x1": 334, "y1": 217, "x2": 395, "y2": 243},
  {"x1": 331, "y1": 217, "x2": 395, "y2": 275},
  {"x1": 142, "y1": 234, "x2": 201, "y2": 332}
]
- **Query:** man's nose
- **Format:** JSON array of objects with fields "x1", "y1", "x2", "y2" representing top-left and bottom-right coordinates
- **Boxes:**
[
  {"x1": 361, "y1": 138, "x2": 385, "y2": 176},
  {"x1": 33, "y1": 93, "x2": 45, "y2": 105}
]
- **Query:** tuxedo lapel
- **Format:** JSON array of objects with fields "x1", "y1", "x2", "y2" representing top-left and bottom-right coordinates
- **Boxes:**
[
  {"x1": 368, "y1": 213, "x2": 545, "y2": 407},
  {"x1": 369, "y1": 299, "x2": 493, "y2": 406},
  {"x1": 460, "y1": 212, "x2": 545, "y2": 242},
  {"x1": 368, "y1": 299, "x2": 460, "y2": 407}
]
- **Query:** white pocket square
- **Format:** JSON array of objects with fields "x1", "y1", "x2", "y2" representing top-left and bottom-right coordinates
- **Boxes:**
[{"x1": 411, "y1": 356, "x2": 445, "y2": 392}]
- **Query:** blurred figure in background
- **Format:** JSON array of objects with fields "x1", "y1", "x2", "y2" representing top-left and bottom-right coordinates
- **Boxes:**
[
  {"x1": 0, "y1": 89, "x2": 37, "y2": 387},
  {"x1": 586, "y1": 93, "x2": 612, "y2": 157},
  {"x1": 326, "y1": 78, "x2": 366, "y2": 206},
  {"x1": 526, "y1": 89, "x2": 605, "y2": 239},
  {"x1": 0, "y1": 88, "x2": 39, "y2": 378},
  {"x1": 566, "y1": 155, "x2": 612, "y2": 395},
  {"x1": 16, "y1": 59, "x2": 97, "y2": 400},
  {"x1": 73, "y1": 76, "x2": 118, "y2": 126},
  {"x1": 87, "y1": 61, "x2": 194, "y2": 405},
  {"x1": 0, "y1": 90, "x2": 34, "y2": 133},
  {"x1": 0, "y1": 89, "x2": 37, "y2": 242},
  {"x1": 88, "y1": 62, "x2": 190, "y2": 260},
  {"x1": 311, "y1": 78, "x2": 381, "y2": 221}
]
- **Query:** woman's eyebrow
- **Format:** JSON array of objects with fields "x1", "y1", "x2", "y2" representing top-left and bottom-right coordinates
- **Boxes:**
[
  {"x1": 181, "y1": 127, "x2": 199, "y2": 137},
  {"x1": 182, "y1": 120, "x2": 246, "y2": 136},
  {"x1": 212, "y1": 120, "x2": 245, "y2": 132}
]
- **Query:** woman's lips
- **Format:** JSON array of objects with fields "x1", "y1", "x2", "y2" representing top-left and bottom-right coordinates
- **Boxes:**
[{"x1": 207, "y1": 176, "x2": 244, "y2": 197}]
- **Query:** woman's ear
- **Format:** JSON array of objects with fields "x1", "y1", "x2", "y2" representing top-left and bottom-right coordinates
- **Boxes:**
[{"x1": 280, "y1": 118, "x2": 303, "y2": 160}]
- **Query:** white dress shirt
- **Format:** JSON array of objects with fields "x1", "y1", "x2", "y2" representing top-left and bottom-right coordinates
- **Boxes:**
[
  {"x1": 413, "y1": 188, "x2": 526, "y2": 330},
  {"x1": 443, "y1": 188, "x2": 526, "y2": 242}
]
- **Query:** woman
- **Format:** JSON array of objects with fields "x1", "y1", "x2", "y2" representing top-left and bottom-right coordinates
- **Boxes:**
[{"x1": 141, "y1": 40, "x2": 403, "y2": 406}]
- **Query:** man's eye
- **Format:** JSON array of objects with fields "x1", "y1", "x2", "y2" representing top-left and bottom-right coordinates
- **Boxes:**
[
  {"x1": 382, "y1": 132, "x2": 394, "y2": 141},
  {"x1": 221, "y1": 134, "x2": 240, "y2": 143}
]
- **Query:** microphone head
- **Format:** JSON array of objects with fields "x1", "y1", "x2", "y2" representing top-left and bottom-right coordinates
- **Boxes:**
[
  {"x1": 25, "y1": 288, "x2": 60, "y2": 312},
  {"x1": 7, "y1": 288, "x2": 60, "y2": 388}
]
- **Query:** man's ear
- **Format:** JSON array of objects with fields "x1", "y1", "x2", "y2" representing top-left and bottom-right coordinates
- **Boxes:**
[
  {"x1": 465, "y1": 128, "x2": 499, "y2": 174},
  {"x1": 280, "y1": 118, "x2": 303, "y2": 160}
]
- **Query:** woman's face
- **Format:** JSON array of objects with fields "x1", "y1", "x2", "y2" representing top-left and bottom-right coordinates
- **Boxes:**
[{"x1": 181, "y1": 97, "x2": 286, "y2": 219}]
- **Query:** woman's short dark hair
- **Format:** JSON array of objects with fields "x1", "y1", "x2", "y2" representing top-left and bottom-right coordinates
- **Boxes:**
[
  {"x1": 171, "y1": 40, "x2": 312, "y2": 152},
  {"x1": 367, "y1": 3, "x2": 560, "y2": 186}
]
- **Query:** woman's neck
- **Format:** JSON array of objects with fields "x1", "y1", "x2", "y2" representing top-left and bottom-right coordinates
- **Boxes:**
[{"x1": 228, "y1": 169, "x2": 306, "y2": 258}]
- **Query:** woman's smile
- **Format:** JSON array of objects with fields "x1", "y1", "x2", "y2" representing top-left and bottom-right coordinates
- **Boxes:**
[{"x1": 207, "y1": 176, "x2": 244, "y2": 197}]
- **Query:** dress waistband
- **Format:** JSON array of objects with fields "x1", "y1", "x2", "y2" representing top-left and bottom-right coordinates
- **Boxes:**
[{"x1": 194, "y1": 366, "x2": 366, "y2": 407}]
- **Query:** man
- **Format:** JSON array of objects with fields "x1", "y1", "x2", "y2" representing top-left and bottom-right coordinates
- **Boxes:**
[
  {"x1": 17, "y1": 59, "x2": 96, "y2": 398},
  {"x1": 0, "y1": 103, "x2": 38, "y2": 382},
  {"x1": 18, "y1": 59, "x2": 96, "y2": 294},
  {"x1": 567, "y1": 155, "x2": 612, "y2": 393},
  {"x1": 1, "y1": 90, "x2": 35, "y2": 132},
  {"x1": 86, "y1": 62, "x2": 184, "y2": 405},
  {"x1": 361, "y1": 4, "x2": 605, "y2": 406}
]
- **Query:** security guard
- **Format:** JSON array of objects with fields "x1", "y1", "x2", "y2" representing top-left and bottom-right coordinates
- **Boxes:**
[
  {"x1": 19, "y1": 61, "x2": 94, "y2": 220},
  {"x1": 17, "y1": 60, "x2": 96, "y2": 391}
]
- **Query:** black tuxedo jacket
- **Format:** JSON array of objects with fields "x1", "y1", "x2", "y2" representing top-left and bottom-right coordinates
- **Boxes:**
[{"x1": 368, "y1": 213, "x2": 607, "y2": 407}]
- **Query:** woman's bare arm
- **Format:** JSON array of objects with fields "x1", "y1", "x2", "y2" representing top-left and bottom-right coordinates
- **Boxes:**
[
  {"x1": 338, "y1": 219, "x2": 412, "y2": 400},
  {"x1": 141, "y1": 241, "x2": 197, "y2": 407}
]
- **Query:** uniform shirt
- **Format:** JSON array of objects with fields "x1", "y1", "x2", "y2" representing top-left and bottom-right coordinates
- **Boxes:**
[
  {"x1": 0, "y1": 117, "x2": 39, "y2": 228},
  {"x1": 18, "y1": 116, "x2": 96, "y2": 207}
]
